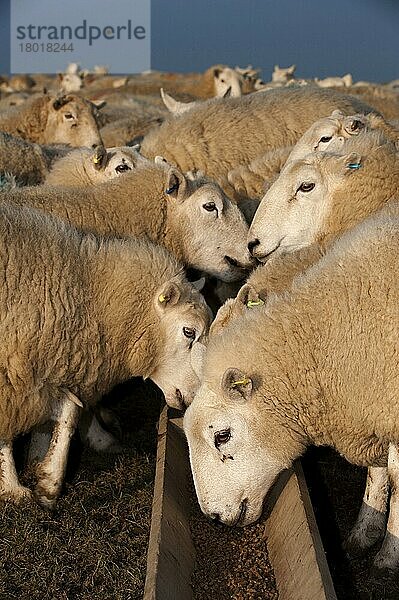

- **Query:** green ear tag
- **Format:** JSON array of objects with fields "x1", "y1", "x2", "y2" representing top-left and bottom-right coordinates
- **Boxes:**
[{"x1": 247, "y1": 299, "x2": 264, "y2": 308}]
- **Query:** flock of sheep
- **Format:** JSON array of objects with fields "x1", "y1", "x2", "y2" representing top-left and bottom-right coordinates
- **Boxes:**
[{"x1": 0, "y1": 61, "x2": 398, "y2": 584}]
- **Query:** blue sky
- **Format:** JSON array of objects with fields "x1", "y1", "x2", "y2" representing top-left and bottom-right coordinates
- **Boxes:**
[{"x1": 1, "y1": 0, "x2": 399, "y2": 82}]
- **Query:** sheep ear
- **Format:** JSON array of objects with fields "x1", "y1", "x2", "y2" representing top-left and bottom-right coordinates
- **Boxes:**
[
  {"x1": 236, "y1": 283, "x2": 264, "y2": 308},
  {"x1": 221, "y1": 368, "x2": 253, "y2": 403},
  {"x1": 191, "y1": 276, "x2": 206, "y2": 292},
  {"x1": 288, "y1": 64, "x2": 296, "y2": 74},
  {"x1": 53, "y1": 95, "x2": 69, "y2": 110},
  {"x1": 92, "y1": 100, "x2": 107, "y2": 110},
  {"x1": 156, "y1": 281, "x2": 181, "y2": 311},
  {"x1": 331, "y1": 109, "x2": 344, "y2": 118},
  {"x1": 165, "y1": 167, "x2": 188, "y2": 201},
  {"x1": 345, "y1": 116, "x2": 365, "y2": 133},
  {"x1": 57, "y1": 73, "x2": 64, "y2": 82},
  {"x1": 213, "y1": 67, "x2": 222, "y2": 79},
  {"x1": 92, "y1": 145, "x2": 108, "y2": 170},
  {"x1": 160, "y1": 88, "x2": 179, "y2": 113},
  {"x1": 223, "y1": 86, "x2": 232, "y2": 98}
]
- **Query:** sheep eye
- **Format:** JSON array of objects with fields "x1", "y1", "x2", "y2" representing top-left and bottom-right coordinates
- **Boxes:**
[
  {"x1": 115, "y1": 163, "x2": 131, "y2": 173},
  {"x1": 183, "y1": 327, "x2": 196, "y2": 340},
  {"x1": 319, "y1": 136, "x2": 332, "y2": 143},
  {"x1": 64, "y1": 113, "x2": 74, "y2": 120},
  {"x1": 214, "y1": 429, "x2": 231, "y2": 449},
  {"x1": 297, "y1": 182, "x2": 315, "y2": 193},
  {"x1": 203, "y1": 202, "x2": 217, "y2": 212}
]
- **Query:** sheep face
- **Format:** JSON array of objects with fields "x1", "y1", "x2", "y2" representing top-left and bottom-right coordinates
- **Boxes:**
[
  {"x1": 58, "y1": 72, "x2": 83, "y2": 93},
  {"x1": 150, "y1": 279, "x2": 211, "y2": 409},
  {"x1": 272, "y1": 64, "x2": 296, "y2": 84},
  {"x1": 88, "y1": 146, "x2": 149, "y2": 182},
  {"x1": 165, "y1": 169, "x2": 254, "y2": 281},
  {"x1": 184, "y1": 373, "x2": 288, "y2": 527},
  {"x1": 45, "y1": 95, "x2": 102, "y2": 147},
  {"x1": 213, "y1": 67, "x2": 242, "y2": 98},
  {"x1": 248, "y1": 152, "x2": 359, "y2": 262},
  {"x1": 286, "y1": 111, "x2": 367, "y2": 164}
]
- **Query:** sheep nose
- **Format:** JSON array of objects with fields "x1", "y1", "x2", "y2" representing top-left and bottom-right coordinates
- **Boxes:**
[
  {"x1": 91, "y1": 143, "x2": 98, "y2": 149},
  {"x1": 248, "y1": 238, "x2": 260, "y2": 255}
]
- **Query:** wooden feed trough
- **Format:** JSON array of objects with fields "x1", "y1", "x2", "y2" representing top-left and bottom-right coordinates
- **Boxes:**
[{"x1": 144, "y1": 406, "x2": 337, "y2": 600}]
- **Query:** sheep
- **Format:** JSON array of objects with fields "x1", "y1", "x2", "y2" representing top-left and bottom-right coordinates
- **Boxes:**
[
  {"x1": 3, "y1": 161, "x2": 253, "y2": 282},
  {"x1": 0, "y1": 131, "x2": 73, "y2": 186},
  {"x1": 184, "y1": 205, "x2": 399, "y2": 576},
  {"x1": 315, "y1": 73, "x2": 353, "y2": 88},
  {"x1": 57, "y1": 72, "x2": 84, "y2": 94},
  {"x1": 85, "y1": 64, "x2": 254, "y2": 100},
  {"x1": 140, "y1": 86, "x2": 377, "y2": 194},
  {"x1": 227, "y1": 111, "x2": 399, "y2": 201},
  {"x1": 271, "y1": 64, "x2": 296, "y2": 83},
  {"x1": 0, "y1": 93, "x2": 102, "y2": 147},
  {"x1": 0, "y1": 200, "x2": 210, "y2": 508},
  {"x1": 169, "y1": 64, "x2": 257, "y2": 99},
  {"x1": 248, "y1": 129, "x2": 399, "y2": 263},
  {"x1": 241, "y1": 131, "x2": 399, "y2": 562},
  {"x1": 44, "y1": 144, "x2": 147, "y2": 187}
]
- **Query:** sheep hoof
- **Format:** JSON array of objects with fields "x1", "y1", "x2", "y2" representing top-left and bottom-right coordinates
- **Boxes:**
[
  {"x1": 34, "y1": 480, "x2": 59, "y2": 510},
  {"x1": 34, "y1": 490, "x2": 57, "y2": 511},
  {"x1": 0, "y1": 485, "x2": 33, "y2": 504},
  {"x1": 344, "y1": 512, "x2": 387, "y2": 556},
  {"x1": 344, "y1": 530, "x2": 382, "y2": 557},
  {"x1": 371, "y1": 535, "x2": 399, "y2": 581}
]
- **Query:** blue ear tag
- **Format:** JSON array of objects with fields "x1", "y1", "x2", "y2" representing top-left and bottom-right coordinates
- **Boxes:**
[
  {"x1": 348, "y1": 163, "x2": 361, "y2": 170},
  {"x1": 165, "y1": 183, "x2": 179, "y2": 194}
]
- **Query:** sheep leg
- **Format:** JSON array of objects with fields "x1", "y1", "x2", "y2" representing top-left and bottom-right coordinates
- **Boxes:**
[
  {"x1": 372, "y1": 444, "x2": 399, "y2": 577},
  {"x1": 345, "y1": 466, "x2": 389, "y2": 556},
  {"x1": 0, "y1": 439, "x2": 32, "y2": 502},
  {"x1": 34, "y1": 390, "x2": 80, "y2": 509}
]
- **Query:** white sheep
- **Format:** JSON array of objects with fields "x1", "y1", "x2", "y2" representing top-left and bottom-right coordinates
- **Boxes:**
[
  {"x1": 140, "y1": 86, "x2": 377, "y2": 194},
  {"x1": 227, "y1": 111, "x2": 399, "y2": 201},
  {"x1": 45, "y1": 144, "x2": 147, "y2": 186},
  {"x1": 4, "y1": 160, "x2": 253, "y2": 282},
  {"x1": 185, "y1": 205, "x2": 399, "y2": 576},
  {"x1": 57, "y1": 72, "x2": 84, "y2": 94},
  {"x1": 271, "y1": 64, "x2": 296, "y2": 83},
  {"x1": 315, "y1": 73, "x2": 353, "y2": 88},
  {"x1": 248, "y1": 129, "x2": 399, "y2": 262},
  {"x1": 0, "y1": 93, "x2": 102, "y2": 147},
  {"x1": 0, "y1": 200, "x2": 210, "y2": 507}
]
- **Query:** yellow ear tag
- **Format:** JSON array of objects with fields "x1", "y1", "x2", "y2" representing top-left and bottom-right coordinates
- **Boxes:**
[
  {"x1": 158, "y1": 294, "x2": 167, "y2": 303},
  {"x1": 93, "y1": 156, "x2": 101, "y2": 164},
  {"x1": 232, "y1": 378, "x2": 250, "y2": 387},
  {"x1": 247, "y1": 299, "x2": 264, "y2": 308}
]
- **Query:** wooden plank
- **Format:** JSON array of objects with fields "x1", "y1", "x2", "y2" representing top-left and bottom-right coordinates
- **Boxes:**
[
  {"x1": 264, "y1": 460, "x2": 337, "y2": 600},
  {"x1": 143, "y1": 407, "x2": 195, "y2": 600}
]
